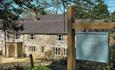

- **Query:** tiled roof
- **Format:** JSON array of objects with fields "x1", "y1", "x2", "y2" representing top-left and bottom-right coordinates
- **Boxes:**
[
  {"x1": 18, "y1": 14, "x2": 67, "y2": 34},
  {"x1": 18, "y1": 14, "x2": 111, "y2": 34}
]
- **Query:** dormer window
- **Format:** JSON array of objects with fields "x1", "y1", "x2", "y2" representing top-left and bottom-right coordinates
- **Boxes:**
[
  {"x1": 57, "y1": 35, "x2": 63, "y2": 41},
  {"x1": 15, "y1": 34, "x2": 20, "y2": 39},
  {"x1": 30, "y1": 34, "x2": 35, "y2": 39},
  {"x1": 41, "y1": 46, "x2": 45, "y2": 53}
]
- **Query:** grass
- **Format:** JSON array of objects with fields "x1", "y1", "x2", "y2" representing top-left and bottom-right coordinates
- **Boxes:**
[
  {"x1": 32, "y1": 66, "x2": 51, "y2": 70},
  {"x1": 23, "y1": 65, "x2": 51, "y2": 70}
]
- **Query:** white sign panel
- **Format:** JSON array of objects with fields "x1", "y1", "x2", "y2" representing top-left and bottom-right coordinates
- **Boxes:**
[{"x1": 76, "y1": 32, "x2": 108, "y2": 63}]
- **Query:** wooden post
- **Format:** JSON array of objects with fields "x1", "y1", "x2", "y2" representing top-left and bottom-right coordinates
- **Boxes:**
[
  {"x1": 67, "y1": 6, "x2": 76, "y2": 70},
  {"x1": 4, "y1": 30, "x2": 6, "y2": 57},
  {"x1": 29, "y1": 54, "x2": 34, "y2": 69}
]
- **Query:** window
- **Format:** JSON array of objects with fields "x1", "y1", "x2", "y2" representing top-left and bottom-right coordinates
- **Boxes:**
[
  {"x1": 55, "y1": 48, "x2": 58, "y2": 55},
  {"x1": 64, "y1": 49, "x2": 67, "y2": 55},
  {"x1": 58, "y1": 48, "x2": 60, "y2": 55},
  {"x1": 53, "y1": 47, "x2": 60, "y2": 55},
  {"x1": 41, "y1": 46, "x2": 45, "y2": 53},
  {"x1": 29, "y1": 34, "x2": 35, "y2": 39},
  {"x1": 29, "y1": 46, "x2": 36, "y2": 51},
  {"x1": 15, "y1": 34, "x2": 20, "y2": 39},
  {"x1": 57, "y1": 35, "x2": 63, "y2": 41}
]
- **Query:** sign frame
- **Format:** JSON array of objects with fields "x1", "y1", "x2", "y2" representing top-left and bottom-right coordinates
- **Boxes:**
[{"x1": 76, "y1": 32, "x2": 109, "y2": 63}]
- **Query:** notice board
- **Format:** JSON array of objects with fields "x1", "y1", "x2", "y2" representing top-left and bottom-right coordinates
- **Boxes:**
[{"x1": 76, "y1": 32, "x2": 109, "y2": 63}]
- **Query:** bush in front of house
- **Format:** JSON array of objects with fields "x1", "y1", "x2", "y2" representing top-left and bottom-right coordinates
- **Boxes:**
[
  {"x1": 48, "y1": 58, "x2": 108, "y2": 70},
  {"x1": 48, "y1": 58, "x2": 67, "y2": 70},
  {"x1": 23, "y1": 66, "x2": 32, "y2": 70}
]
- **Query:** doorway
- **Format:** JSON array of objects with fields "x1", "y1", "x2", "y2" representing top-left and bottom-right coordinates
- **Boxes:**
[
  {"x1": 9, "y1": 44, "x2": 15, "y2": 57},
  {"x1": 17, "y1": 42, "x2": 23, "y2": 57}
]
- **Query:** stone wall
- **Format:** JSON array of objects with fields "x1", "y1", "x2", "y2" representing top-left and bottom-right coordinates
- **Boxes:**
[{"x1": 1, "y1": 34, "x2": 67, "y2": 59}]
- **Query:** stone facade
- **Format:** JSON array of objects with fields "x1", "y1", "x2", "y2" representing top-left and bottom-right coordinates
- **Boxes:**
[
  {"x1": 0, "y1": 31, "x2": 115, "y2": 59},
  {"x1": 0, "y1": 33, "x2": 67, "y2": 59},
  {"x1": 0, "y1": 30, "x2": 4, "y2": 54}
]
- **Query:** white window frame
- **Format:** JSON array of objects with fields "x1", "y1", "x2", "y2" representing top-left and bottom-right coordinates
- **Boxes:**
[
  {"x1": 15, "y1": 34, "x2": 20, "y2": 39},
  {"x1": 29, "y1": 34, "x2": 35, "y2": 39},
  {"x1": 57, "y1": 35, "x2": 64, "y2": 41},
  {"x1": 29, "y1": 46, "x2": 36, "y2": 51},
  {"x1": 53, "y1": 47, "x2": 61, "y2": 55},
  {"x1": 64, "y1": 48, "x2": 67, "y2": 56}
]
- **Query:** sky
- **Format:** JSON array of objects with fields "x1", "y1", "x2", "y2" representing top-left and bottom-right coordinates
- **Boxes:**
[
  {"x1": 104, "y1": 0, "x2": 115, "y2": 13},
  {"x1": 46, "y1": 0, "x2": 115, "y2": 14},
  {"x1": 0, "y1": 0, "x2": 115, "y2": 14}
]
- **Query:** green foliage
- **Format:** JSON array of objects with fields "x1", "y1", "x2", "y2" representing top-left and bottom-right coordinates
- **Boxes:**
[
  {"x1": 110, "y1": 11, "x2": 115, "y2": 21},
  {"x1": 48, "y1": 58, "x2": 67, "y2": 70},
  {"x1": 110, "y1": 46, "x2": 115, "y2": 70},
  {"x1": 74, "y1": 0, "x2": 110, "y2": 20},
  {"x1": 91, "y1": 2, "x2": 109, "y2": 19},
  {"x1": 32, "y1": 66, "x2": 50, "y2": 70},
  {"x1": 23, "y1": 65, "x2": 32, "y2": 70},
  {"x1": 0, "y1": 0, "x2": 47, "y2": 19},
  {"x1": 23, "y1": 65, "x2": 50, "y2": 70},
  {"x1": 48, "y1": 58, "x2": 108, "y2": 70},
  {"x1": 0, "y1": 0, "x2": 45, "y2": 32}
]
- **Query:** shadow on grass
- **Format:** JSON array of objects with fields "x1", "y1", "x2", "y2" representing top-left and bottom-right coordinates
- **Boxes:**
[
  {"x1": 48, "y1": 58, "x2": 107, "y2": 70},
  {"x1": 0, "y1": 58, "x2": 108, "y2": 70},
  {"x1": 48, "y1": 58, "x2": 67, "y2": 70}
]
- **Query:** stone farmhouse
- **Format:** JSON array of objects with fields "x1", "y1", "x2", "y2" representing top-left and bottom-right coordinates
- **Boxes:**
[
  {"x1": 0, "y1": 14, "x2": 115, "y2": 59},
  {"x1": 0, "y1": 15, "x2": 68, "y2": 59}
]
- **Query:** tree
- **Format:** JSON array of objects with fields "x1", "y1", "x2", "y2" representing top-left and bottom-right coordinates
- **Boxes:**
[
  {"x1": 91, "y1": 1, "x2": 109, "y2": 19},
  {"x1": 111, "y1": 11, "x2": 115, "y2": 22},
  {"x1": 74, "y1": 0, "x2": 110, "y2": 20},
  {"x1": 0, "y1": 0, "x2": 47, "y2": 32}
]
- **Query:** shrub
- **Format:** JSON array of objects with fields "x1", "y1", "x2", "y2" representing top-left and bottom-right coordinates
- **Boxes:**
[
  {"x1": 48, "y1": 58, "x2": 67, "y2": 70},
  {"x1": 23, "y1": 65, "x2": 32, "y2": 70}
]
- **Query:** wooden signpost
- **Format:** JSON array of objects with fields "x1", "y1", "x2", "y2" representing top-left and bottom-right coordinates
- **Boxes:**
[
  {"x1": 67, "y1": 5, "x2": 115, "y2": 70},
  {"x1": 67, "y1": 6, "x2": 76, "y2": 70},
  {"x1": 29, "y1": 54, "x2": 34, "y2": 69}
]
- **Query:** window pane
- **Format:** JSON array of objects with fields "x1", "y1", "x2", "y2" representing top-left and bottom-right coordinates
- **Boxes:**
[
  {"x1": 64, "y1": 49, "x2": 67, "y2": 55},
  {"x1": 41, "y1": 46, "x2": 44, "y2": 53},
  {"x1": 58, "y1": 48, "x2": 60, "y2": 55},
  {"x1": 29, "y1": 46, "x2": 32, "y2": 51},
  {"x1": 56, "y1": 48, "x2": 57, "y2": 55},
  {"x1": 32, "y1": 46, "x2": 35, "y2": 51},
  {"x1": 57, "y1": 35, "x2": 63, "y2": 41},
  {"x1": 30, "y1": 34, "x2": 35, "y2": 39}
]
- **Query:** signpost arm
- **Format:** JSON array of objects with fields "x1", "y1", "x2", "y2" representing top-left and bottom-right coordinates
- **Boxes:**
[{"x1": 67, "y1": 6, "x2": 76, "y2": 70}]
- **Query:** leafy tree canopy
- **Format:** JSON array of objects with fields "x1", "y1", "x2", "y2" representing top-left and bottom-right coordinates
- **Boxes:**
[
  {"x1": 0, "y1": 0, "x2": 46, "y2": 20},
  {"x1": 91, "y1": 1, "x2": 109, "y2": 19},
  {"x1": 74, "y1": 0, "x2": 110, "y2": 19},
  {"x1": 0, "y1": 0, "x2": 111, "y2": 32},
  {"x1": 0, "y1": 0, "x2": 46, "y2": 32},
  {"x1": 111, "y1": 11, "x2": 115, "y2": 21}
]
